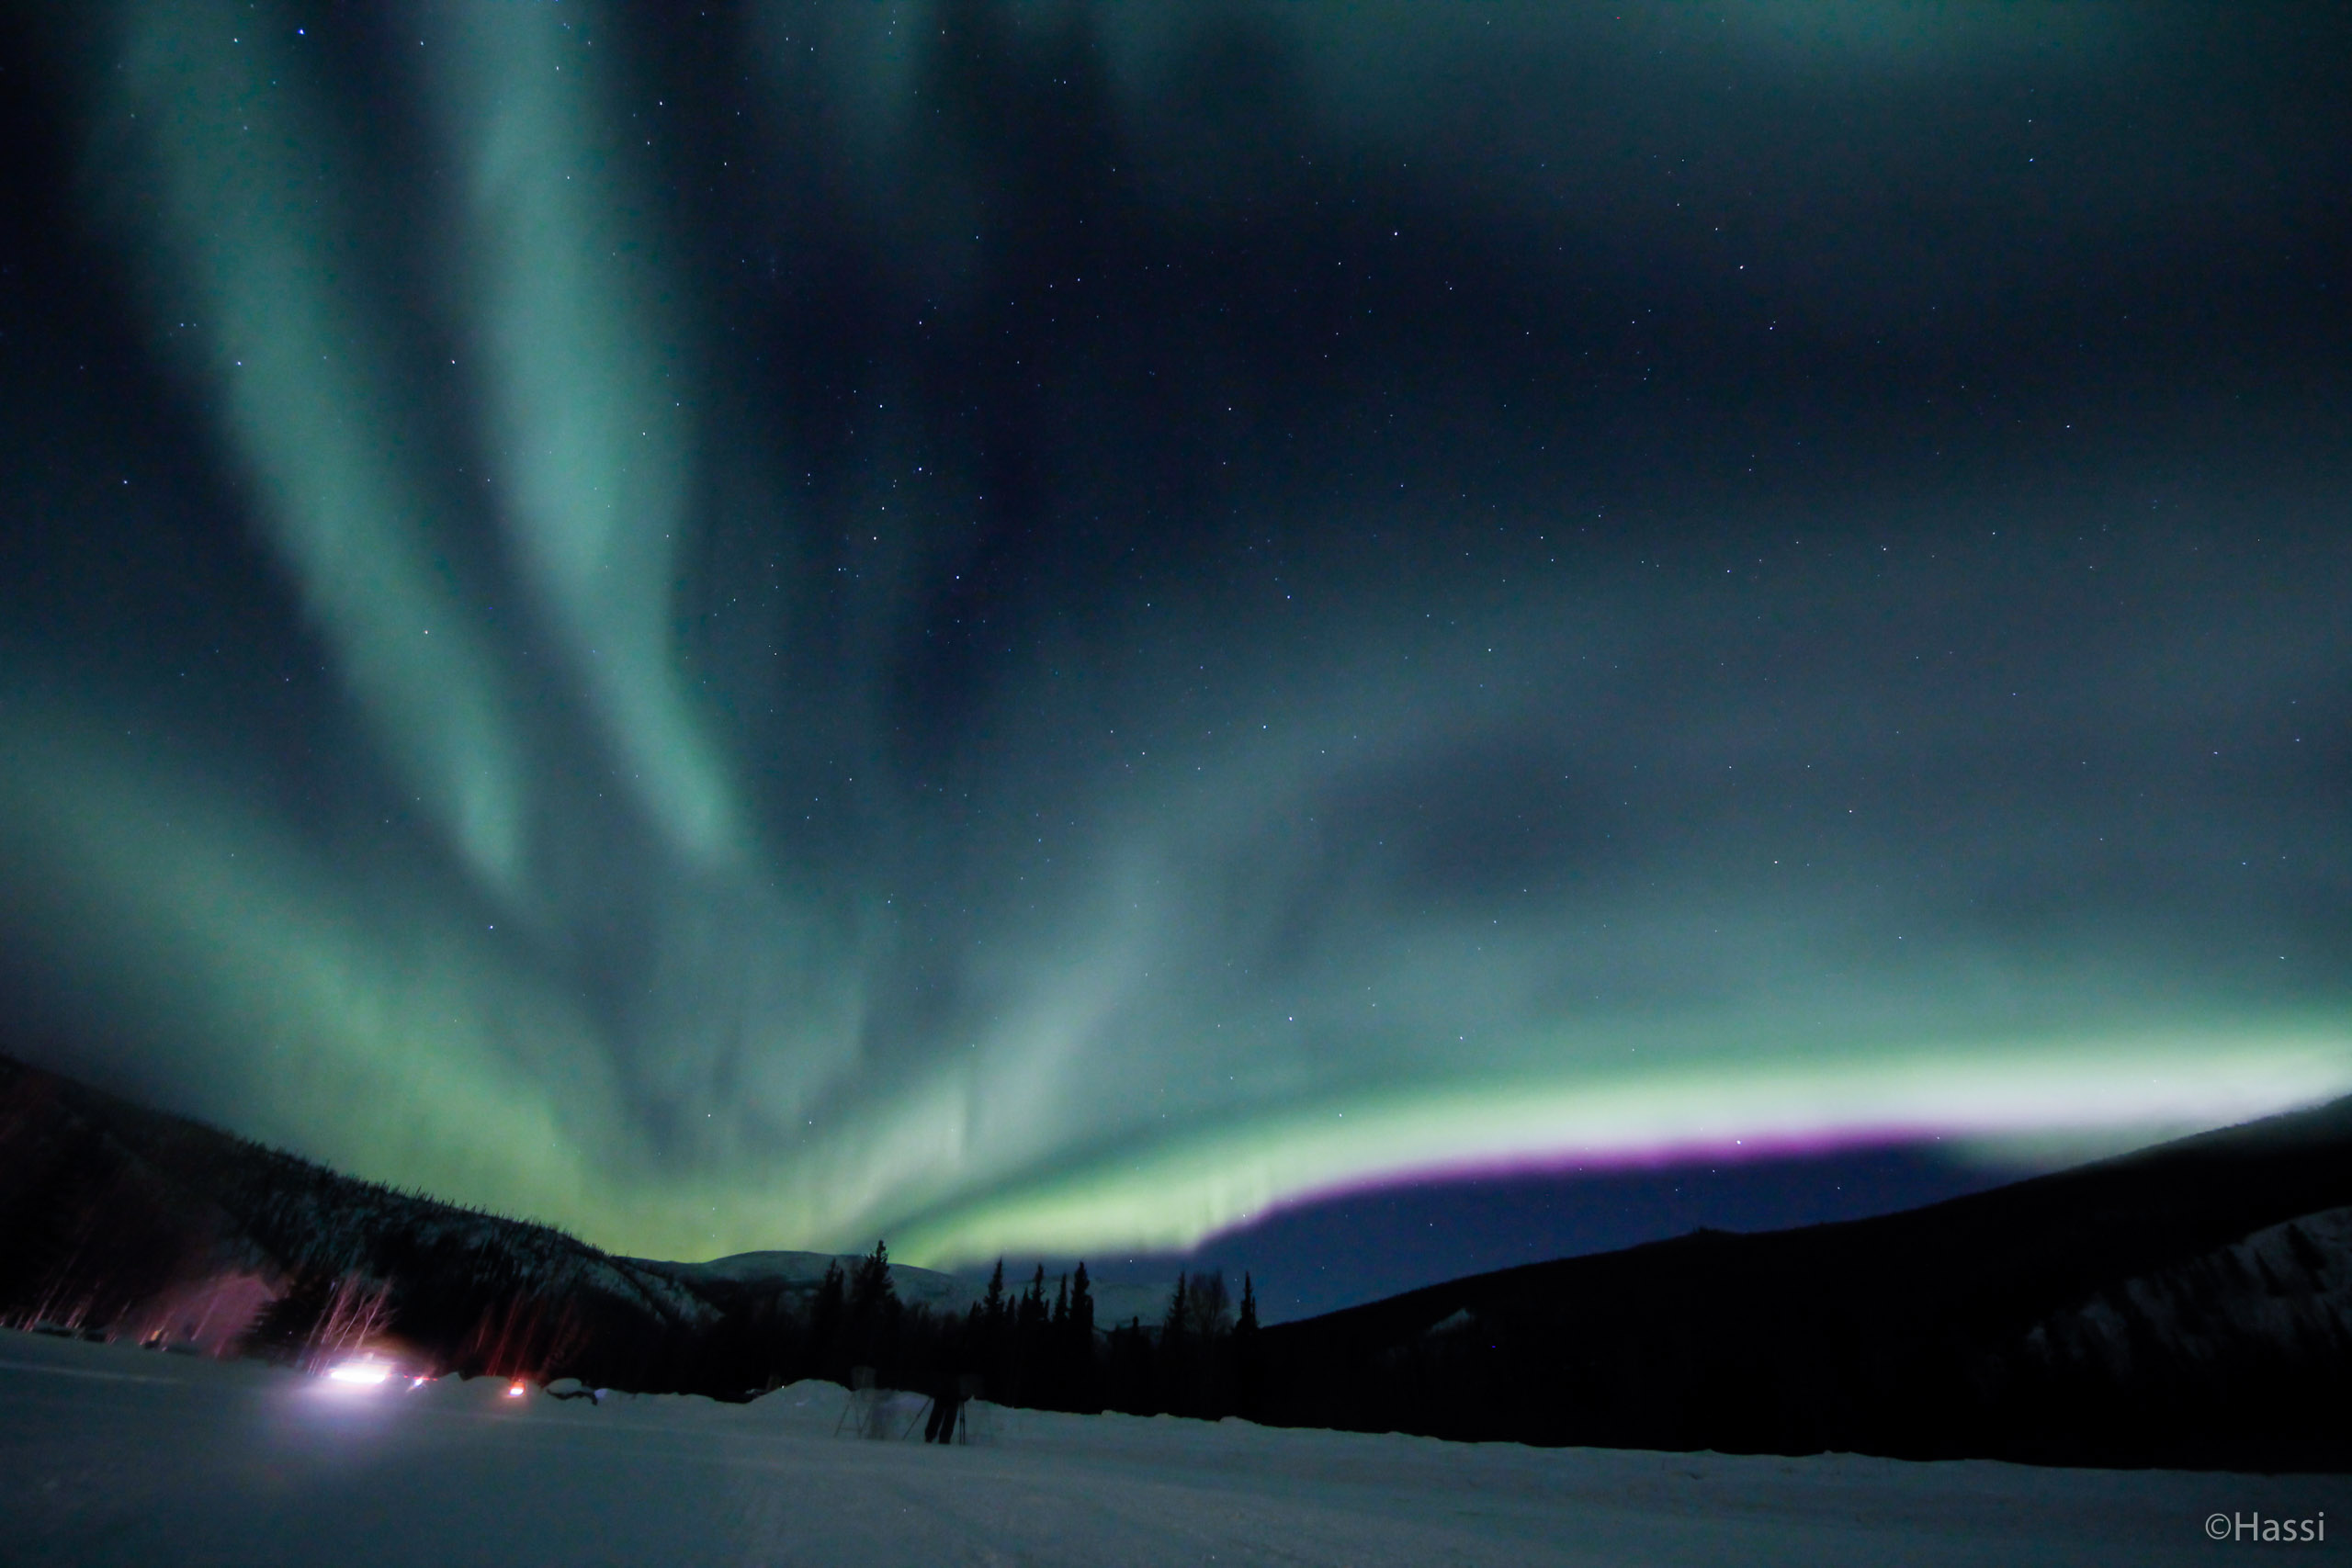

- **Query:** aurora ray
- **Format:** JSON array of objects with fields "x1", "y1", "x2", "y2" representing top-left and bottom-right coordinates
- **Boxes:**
[{"x1": 0, "y1": 0, "x2": 2344, "y2": 1270}]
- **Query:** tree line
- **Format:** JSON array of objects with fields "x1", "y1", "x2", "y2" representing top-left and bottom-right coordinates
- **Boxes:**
[{"x1": 677, "y1": 1240, "x2": 1269, "y2": 1420}]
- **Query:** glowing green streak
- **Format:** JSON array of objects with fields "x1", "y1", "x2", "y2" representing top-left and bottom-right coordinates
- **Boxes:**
[
  {"x1": 112, "y1": 4, "x2": 526, "y2": 893},
  {"x1": 0, "y1": 697, "x2": 941, "y2": 1257},
  {"x1": 890, "y1": 1029, "x2": 2352, "y2": 1264},
  {"x1": 0, "y1": 708, "x2": 599, "y2": 1224},
  {"x1": 0, "y1": 705, "x2": 848, "y2": 1258},
  {"x1": 434, "y1": 4, "x2": 738, "y2": 863},
  {"x1": 9, "y1": 686, "x2": 2348, "y2": 1267},
  {"x1": 42, "y1": 2, "x2": 2345, "y2": 1271}
]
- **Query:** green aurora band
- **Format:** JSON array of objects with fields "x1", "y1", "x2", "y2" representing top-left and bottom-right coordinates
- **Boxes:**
[{"x1": 0, "y1": 1, "x2": 2344, "y2": 1265}]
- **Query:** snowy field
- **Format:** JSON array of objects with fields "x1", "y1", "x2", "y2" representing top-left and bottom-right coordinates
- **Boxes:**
[{"x1": 0, "y1": 1332, "x2": 2335, "y2": 1566}]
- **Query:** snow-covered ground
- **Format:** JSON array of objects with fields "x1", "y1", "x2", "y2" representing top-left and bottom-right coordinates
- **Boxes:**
[{"x1": 0, "y1": 1331, "x2": 2334, "y2": 1566}]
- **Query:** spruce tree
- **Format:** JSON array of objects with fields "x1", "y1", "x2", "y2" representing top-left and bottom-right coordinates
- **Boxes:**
[
  {"x1": 846, "y1": 1240, "x2": 899, "y2": 1382},
  {"x1": 1042, "y1": 1274, "x2": 1069, "y2": 1407},
  {"x1": 974, "y1": 1258, "x2": 1010, "y2": 1402},
  {"x1": 809, "y1": 1261, "x2": 846, "y2": 1382},
  {"x1": 1066, "y1": 1261, "x2": 1101, "y2": 1413},
  {"x1": 1019, "y1": 1265, "x2": 1047, "y2": 1332},
  {"x1": 982, "y1": 1258, "x2": 1007, "y2": 1331},
  {"x1": 1188, "y1": 1270, "x2": 1231, "y2": 1338},
  {"x1": 1159, "y1": 1274, "x2": 1190, "y2": 1415},
  {"x1": 849, "y1": 1239, "x2": 896, "y2": 1317},
  {"x1": 1232, "y1": 1271, "x2": 1262, "y2": 1419}
]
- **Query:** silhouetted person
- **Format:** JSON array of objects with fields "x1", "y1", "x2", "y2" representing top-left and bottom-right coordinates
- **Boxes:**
[{"x1": 924, "y1": 1374, "x2": 966, "y2": 1442}]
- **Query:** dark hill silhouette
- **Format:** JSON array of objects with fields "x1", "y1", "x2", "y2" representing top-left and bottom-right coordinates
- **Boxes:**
[
  {"x1": 1257, "y1": 1097, "x2": 2352, "y2": 1470},
  {"x1": 0, "y1": 1053, "x2": 1029, "y2": 1400},
  {"x1": 0, "y1": 1053, "x2": 723, "y2": 1388}
]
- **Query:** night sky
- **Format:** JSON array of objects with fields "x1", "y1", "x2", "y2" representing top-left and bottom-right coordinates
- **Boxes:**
[{"x1": 0, "y1": 2, "x2": 2346, "y2": 1311}]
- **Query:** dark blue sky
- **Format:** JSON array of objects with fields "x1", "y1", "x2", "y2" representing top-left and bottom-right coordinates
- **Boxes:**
[{"x1": 993, "y1": 1141, "x2": 2007, "y2": 1323}]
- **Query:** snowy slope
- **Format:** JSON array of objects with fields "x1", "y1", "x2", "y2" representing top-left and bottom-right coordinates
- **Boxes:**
[
  {"x1": 2026, "y1": 1205, "x2": 2352, "y2": 1381},
  {"x1": 2, "y1": 1329, "x2": 2331, "y2": 1568}
]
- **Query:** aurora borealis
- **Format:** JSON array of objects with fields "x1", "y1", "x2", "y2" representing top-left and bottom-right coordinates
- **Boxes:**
[{"x1": 0, "y1": 2, "x2": 2346, "y2": 1272}]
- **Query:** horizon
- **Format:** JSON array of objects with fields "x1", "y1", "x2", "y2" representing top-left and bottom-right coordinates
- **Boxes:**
[{"x1": 22, "y1": 1043, "x2": 2318, "y2": 1329}]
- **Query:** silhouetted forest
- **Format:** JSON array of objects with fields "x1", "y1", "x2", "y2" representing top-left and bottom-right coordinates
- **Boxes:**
[{"x1": 688, "y1": 1243, "x2": 1266, "y2": 1419}]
